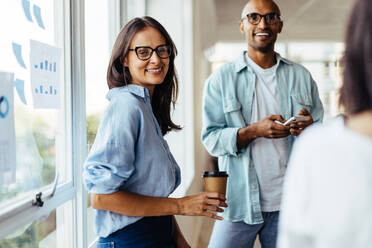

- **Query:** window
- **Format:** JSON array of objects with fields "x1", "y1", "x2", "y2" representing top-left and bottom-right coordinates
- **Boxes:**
[
  {"x1": 0, "y1": 0, "x2": 85, "y2": 246},
  {"x1": 208, "y1": 42, "x2": 344, "y2": 119},
  {"x1": 0, "y1": 0, "x2": 69, "y2": 207},
  {"x1": 0, "y1": 201, "x2": 73, "y2": 248}
]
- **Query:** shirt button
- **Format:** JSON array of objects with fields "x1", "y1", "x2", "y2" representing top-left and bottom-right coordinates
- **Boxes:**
[{"x1": 252, "y1": 185, "x2": 257, "y2": 189}]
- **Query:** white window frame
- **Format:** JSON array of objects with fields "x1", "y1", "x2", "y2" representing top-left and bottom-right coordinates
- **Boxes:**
[{"x1": 70, "y1": 0, "x2": 87, "y2": 247}]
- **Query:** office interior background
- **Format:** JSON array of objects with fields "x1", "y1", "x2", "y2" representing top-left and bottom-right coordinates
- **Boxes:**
[{"x1": 0, "y1": 0, "x2": 354, "y2": 247}]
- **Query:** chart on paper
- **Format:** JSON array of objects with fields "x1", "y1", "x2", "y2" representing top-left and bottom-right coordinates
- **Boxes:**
[{"x1": 30, "y1": 39, "x2": 62, "y2": 109}]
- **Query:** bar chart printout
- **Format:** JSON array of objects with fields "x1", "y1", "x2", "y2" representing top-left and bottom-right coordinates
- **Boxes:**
[
  {"x1": 30, "y1": 39, "x2": 62, "y2": 109},
  {"x1": 0, "y1": 72, "x2": 16, "y2": 188}
]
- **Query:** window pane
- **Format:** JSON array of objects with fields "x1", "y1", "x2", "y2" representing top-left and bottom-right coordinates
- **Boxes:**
[
  {"x1": 0, "y1": 0, "x2": 70, "y2": 206},
  {"x1": 0, "y1": 201, "x2": 72, "y2": 248}
]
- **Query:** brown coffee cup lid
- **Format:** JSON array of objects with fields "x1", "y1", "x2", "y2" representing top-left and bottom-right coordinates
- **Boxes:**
[{"x1": 203, "y1": 171, "x2": 228, "y2": 177}]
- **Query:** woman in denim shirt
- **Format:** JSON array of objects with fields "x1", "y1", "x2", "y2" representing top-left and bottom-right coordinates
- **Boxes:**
[{"x1": 83, "y1": 17, "x2": 227, "y2": 248}]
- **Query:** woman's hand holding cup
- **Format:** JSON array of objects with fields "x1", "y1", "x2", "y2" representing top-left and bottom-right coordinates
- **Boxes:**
[{"x1": 178, "y1": 192, "x2": 227, "y2": 220}]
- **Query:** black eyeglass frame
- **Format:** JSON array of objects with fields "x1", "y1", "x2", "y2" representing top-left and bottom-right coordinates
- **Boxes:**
[
  {"x1": 128, "y1": 44, "x2": 172, "y2": 61},
  {"x1": 242, "y1": 12, "x2": 281, "y2": 25}
]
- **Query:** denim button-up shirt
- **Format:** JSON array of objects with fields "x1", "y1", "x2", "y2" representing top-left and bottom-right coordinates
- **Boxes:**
[
  {"x1": 201, "y1": 52, "x2": 324, "y2": 224},
  {"x1": 83, "y1": 84, "x2": 181, "y2": 237}
]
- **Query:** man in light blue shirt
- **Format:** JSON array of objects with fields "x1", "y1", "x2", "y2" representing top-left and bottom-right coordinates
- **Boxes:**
[{"x1": 201, "y1": 0, "x2": 324, "y2": 247}]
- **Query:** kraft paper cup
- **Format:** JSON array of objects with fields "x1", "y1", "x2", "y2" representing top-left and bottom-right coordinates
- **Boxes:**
[{"x1": 203, "y1": 171, "x2": 228, "y2": 195}]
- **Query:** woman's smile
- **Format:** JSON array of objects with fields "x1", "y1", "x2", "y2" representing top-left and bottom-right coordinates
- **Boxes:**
[{"x1": 145, "y1": 67, "x2": 163, "y2": 74}]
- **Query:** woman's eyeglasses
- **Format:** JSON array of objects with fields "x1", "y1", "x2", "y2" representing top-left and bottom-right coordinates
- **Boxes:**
[
  {"x1": 129, "y1": 44, "x2": 172, "y2": 61},
  {"x1": 243, "y1": 12, "x2": 281, "y2": 25}
]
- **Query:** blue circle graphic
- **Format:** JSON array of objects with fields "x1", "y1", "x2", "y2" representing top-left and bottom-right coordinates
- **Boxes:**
[{"x1": 0, "y1": 96, "x2": 10, "y2": 118}]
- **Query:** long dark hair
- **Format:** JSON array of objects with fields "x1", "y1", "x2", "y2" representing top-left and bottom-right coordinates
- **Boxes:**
[
  {"x1": 107, "y1": 16, "x2": 181, "y2": 135},
  {"x1": 340, "y1": 0, "x2": 372, "y2": 114}
]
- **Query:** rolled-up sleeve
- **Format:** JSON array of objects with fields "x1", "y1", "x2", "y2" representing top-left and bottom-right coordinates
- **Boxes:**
[
  {"x1": 201, "y1": 74, "x2": 240, "y2": 157},
  {"x1": 83, "y1": 100, "x2": 139, "y2": 194}
]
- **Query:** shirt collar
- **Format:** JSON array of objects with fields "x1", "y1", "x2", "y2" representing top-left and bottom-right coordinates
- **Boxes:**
[
  {"x1": 276, "y1": 53, "x2": 293, "y2": 65},
  {"x1": 106, "y1": 84, "x2": 150, "y2": 101},
  {"x1": 234, "y1": 51, "x2": 292, "y2": 73}
]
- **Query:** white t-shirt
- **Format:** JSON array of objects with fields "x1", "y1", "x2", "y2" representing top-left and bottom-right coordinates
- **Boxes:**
[
  {"x1": 245, "y1": 54, "x2": 288, "y2": 211},
  {"x1": 278, "y1": 117, "x2": 372, "y2": 248}
]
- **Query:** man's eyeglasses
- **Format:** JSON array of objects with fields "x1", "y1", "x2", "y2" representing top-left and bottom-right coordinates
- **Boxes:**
[
  {"x1": 129, "y1": 44, "x2": 172, "y2": 61},
  {"x1": 243, "y1": 13, "x2": 281, "y2": 25}
]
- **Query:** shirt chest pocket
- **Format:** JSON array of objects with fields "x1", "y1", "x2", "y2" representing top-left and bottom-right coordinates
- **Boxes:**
[
  {"x1": 291, "y1": 94, "x2": 312, "y2": 115},
  {"x1": 222, "y1": 98, "x2": 246, "y2": 127}
]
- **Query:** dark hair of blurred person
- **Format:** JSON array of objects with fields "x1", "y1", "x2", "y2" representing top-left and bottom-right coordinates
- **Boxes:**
[{"x1": 340, "y1": 0, "x2": 372, "y2": 114}]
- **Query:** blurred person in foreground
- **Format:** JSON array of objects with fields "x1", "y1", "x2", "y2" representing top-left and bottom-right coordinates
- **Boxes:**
[
  {"x1": 277, "y1": 0, "x2": 372, "y2": 247},
  {"x1": 201, "y1": 0, "x2": 323, "y2": 247},
  {"x1": 83, "y1": 16, "x2": 227, "y2": 248}
]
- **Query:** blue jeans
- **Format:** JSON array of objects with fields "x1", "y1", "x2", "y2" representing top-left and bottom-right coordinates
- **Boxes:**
[
  {"x1": 208, "y1": 211, "x2": 279, "y2": 248},
  {"x1": 97, "y1": 216, "x2": 176, "y2": 248}
]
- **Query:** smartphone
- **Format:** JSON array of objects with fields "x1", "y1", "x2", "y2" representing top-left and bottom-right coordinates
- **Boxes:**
[{"x1": 275, "y1": 116, "x2": 308, "y2": 126}]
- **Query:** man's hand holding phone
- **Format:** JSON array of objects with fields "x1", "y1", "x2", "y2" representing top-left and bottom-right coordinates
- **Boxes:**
[
  {"x1": 254, "y1": 115, "x2": 291, "y2": 139},
  {"x1": 237, "y1": 115, "x2": 290, "y2": 149},
  {"x1": 274, "y1": 108, "x2": 313, "y2": 136},
  {"x1": 290, "y1": 108, "x2": 313, "y2": 136},
  {"x1": 237, "y1": 110, "x2": 313, "y2": 149}
]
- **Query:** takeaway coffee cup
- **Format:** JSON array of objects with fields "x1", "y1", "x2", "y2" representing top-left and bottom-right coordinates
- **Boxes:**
[{"x1": 203, "y1": 171, "x2": 228, "y2": 195}]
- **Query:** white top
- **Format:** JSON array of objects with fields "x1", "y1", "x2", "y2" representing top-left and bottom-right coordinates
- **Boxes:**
[
  {"x1": 278, "y1": 117, "x2": 372, "y2": 248},
  {"x1": 246, "y1": 54, "x2": 288, "y2": 211}
]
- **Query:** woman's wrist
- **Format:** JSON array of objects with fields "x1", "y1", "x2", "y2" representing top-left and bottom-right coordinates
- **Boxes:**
[{"x1": 175, "y1": 197, "x2": 185, "y2": 215}]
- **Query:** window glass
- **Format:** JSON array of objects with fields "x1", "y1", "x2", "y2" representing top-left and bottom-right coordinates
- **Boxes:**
[
  {"x1": 208, "y1": 42, "x2": 344, "y2": 118},
  {"x1": 0, "y1": 201, "x2": 72, "y2": 248},
  {"x1": 0, "y1": 0, "x2": 70, "y2": 206}
]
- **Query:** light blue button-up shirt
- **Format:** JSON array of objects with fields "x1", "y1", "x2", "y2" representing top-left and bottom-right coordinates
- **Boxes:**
[
  {"x1": 83, "y1": 84, "x2": 181, "y2": 237},
  {"x1": 201, "y1": 52, "x2": 324, "y2": 224}
]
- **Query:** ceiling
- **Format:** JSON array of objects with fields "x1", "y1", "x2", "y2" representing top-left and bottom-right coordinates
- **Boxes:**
[{"x1": 213, "y1": 0, "x2": 356, "y2": 42}]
